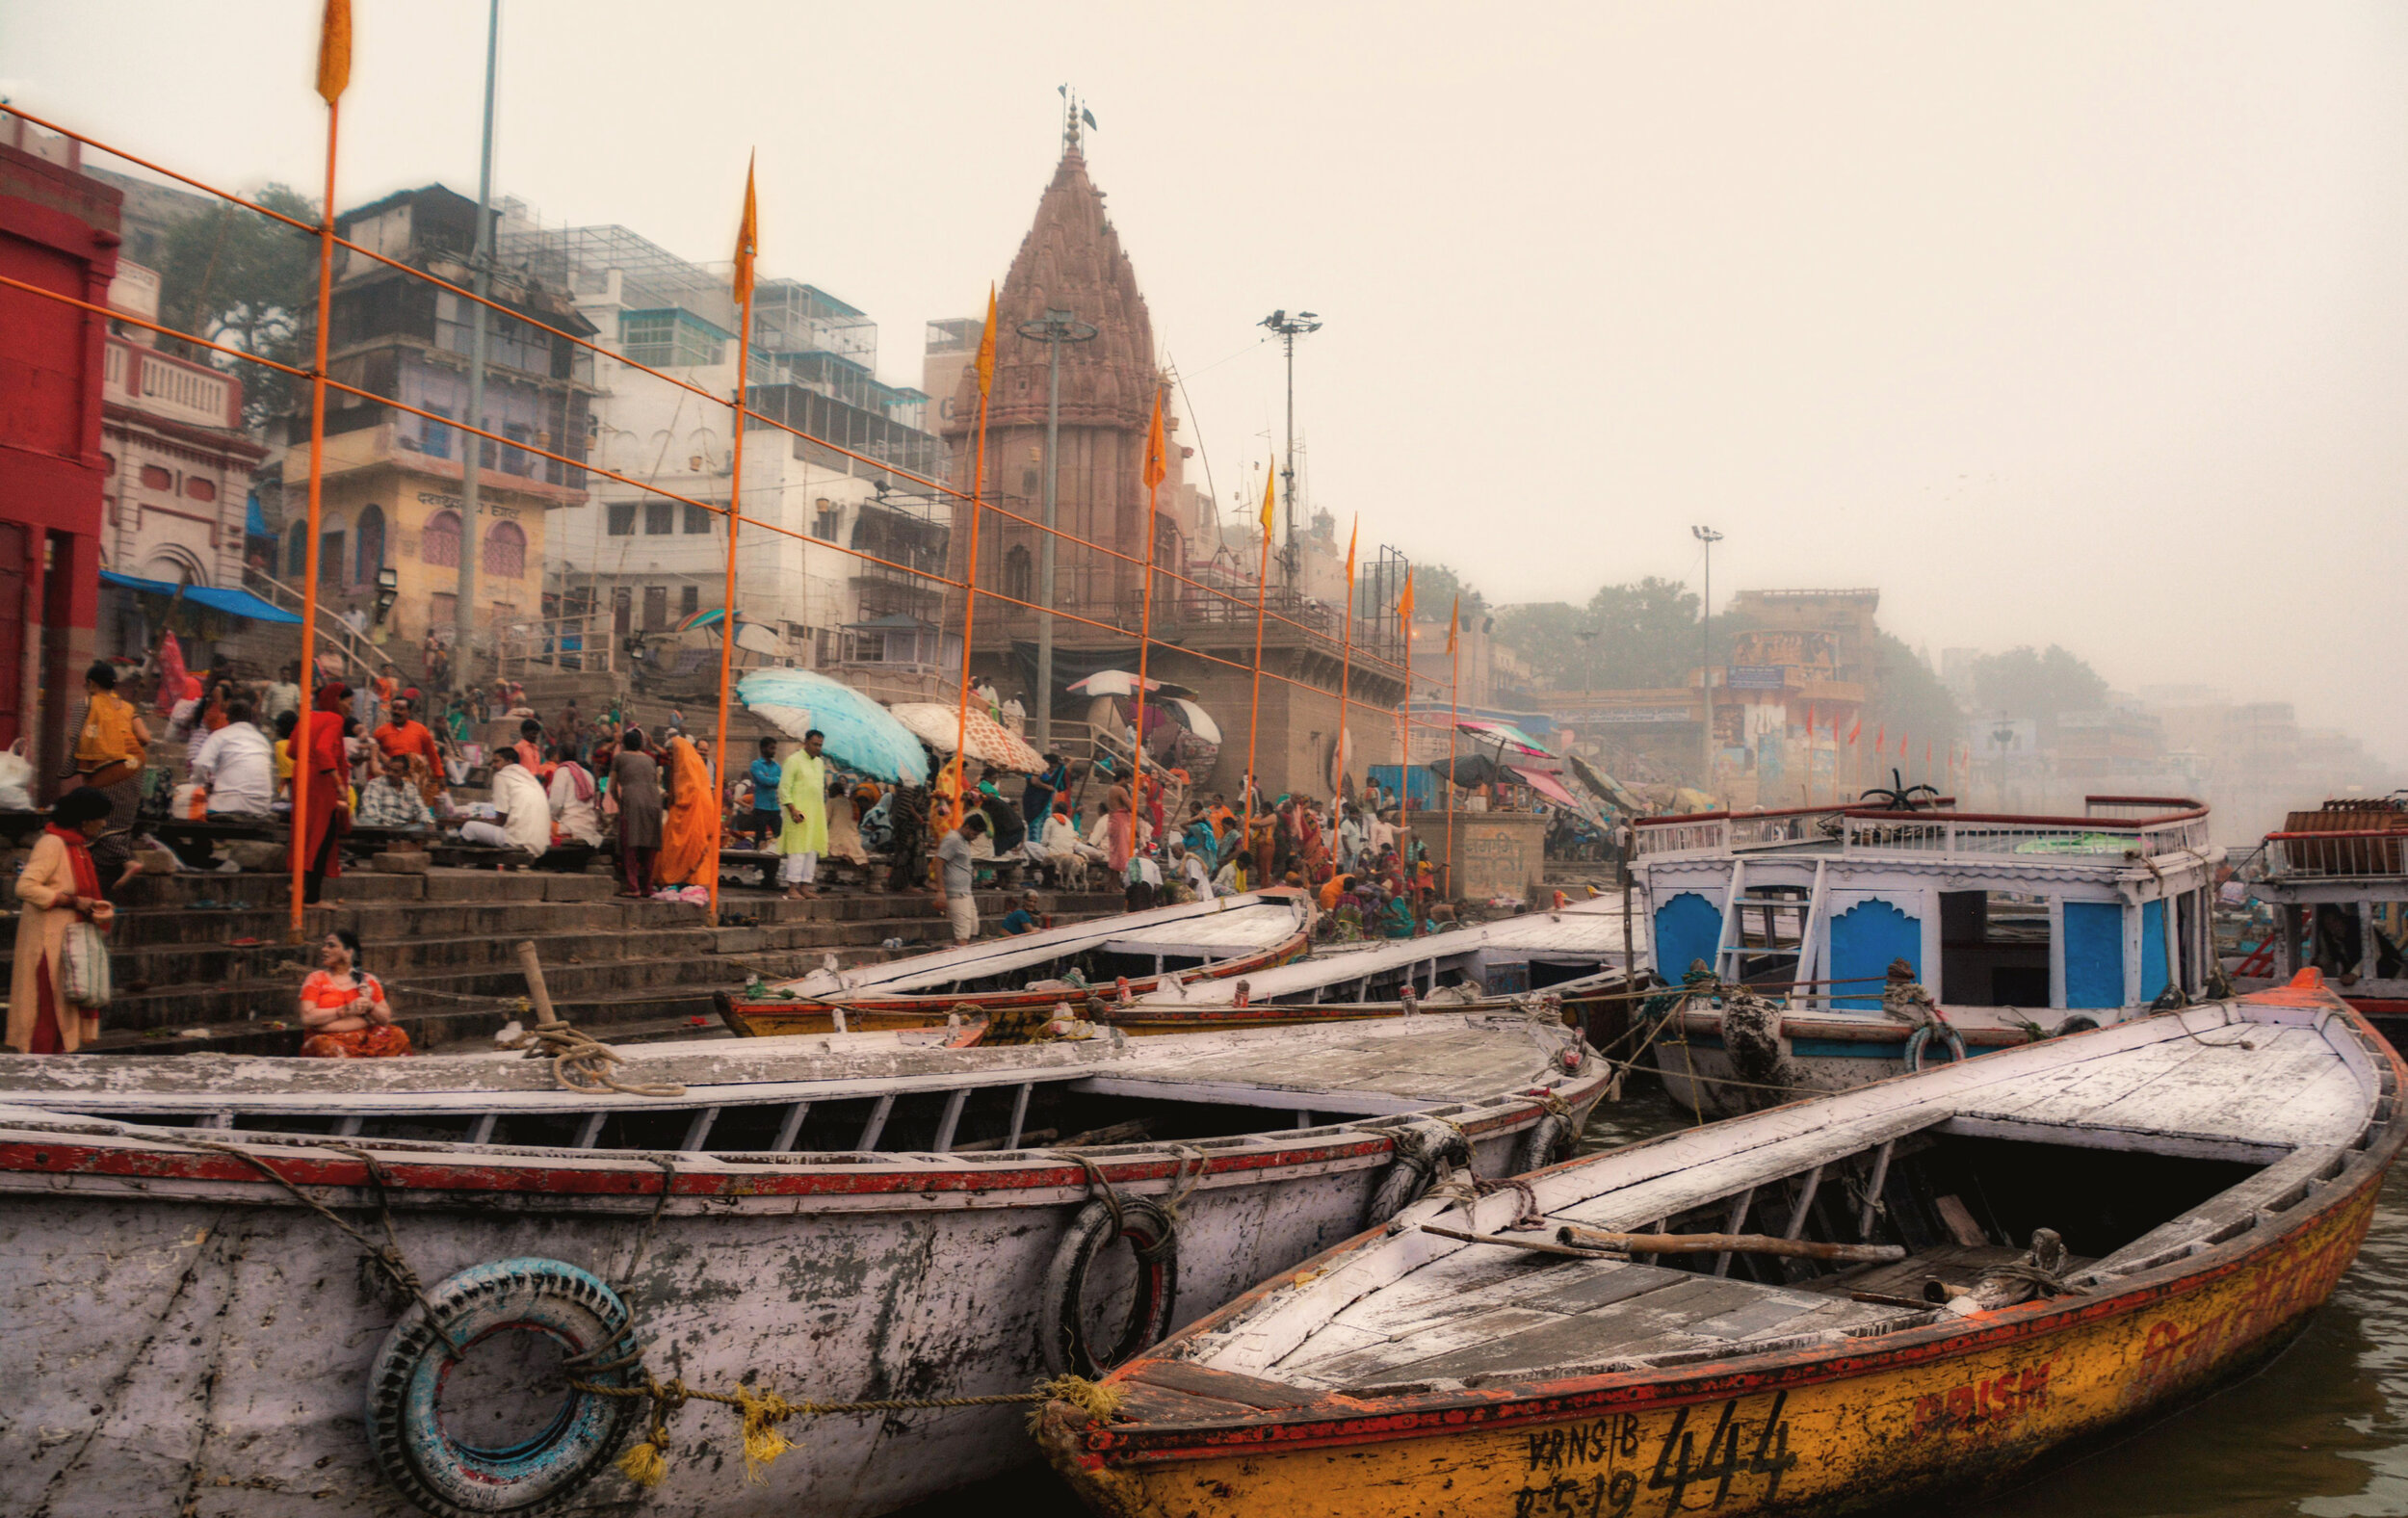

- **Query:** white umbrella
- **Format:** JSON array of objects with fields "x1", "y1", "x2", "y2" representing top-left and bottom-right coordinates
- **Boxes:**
[{"x1": 1163, "y1": 697, "x2": 1221, "y2": 746}]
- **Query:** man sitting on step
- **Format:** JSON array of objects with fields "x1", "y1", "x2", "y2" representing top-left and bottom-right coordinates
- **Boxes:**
[{"x1": 458, "y1": 749, "x2": 551, "y2": 862}]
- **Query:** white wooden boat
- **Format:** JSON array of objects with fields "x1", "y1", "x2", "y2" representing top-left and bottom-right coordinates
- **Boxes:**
[
  {"x1": 1128, "y1": 896, "x2": 1648, "y2": 1045},
  {"x1": 2234, "y1": 796, "x2": 2408, "y2": 1042},
  {"x1": 1634, "y1": 795, "x2": 2221, "y2": 1114},
  {"x1": 1037, "y1": 973, "x2": 2405, "y2": 1517},
  {"x1": 720, "y1": 889, "x2": 1315, "y2": 1037},
  {"x1": 0, "y1": 1013, "x2": 1606, "y2": 1518}
]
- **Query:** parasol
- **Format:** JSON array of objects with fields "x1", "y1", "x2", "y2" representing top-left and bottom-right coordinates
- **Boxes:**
[
  {"x1": 1426, "y1": 752, "x2": 1506, "y2": 789},
  {"x1": 675, "y1": 606, "x2": 782, "y2": 655},
  {"x1": 1163, "y1": 697, "x2": 1221, "y2": 746},
  {"x1": 887, "y1": 702, "x2": 1047, "y2": 773},
  {"x1": 1455, "y1": 718, "x2": 1563, "y2": 772},
  {"x1": 1066, "y1": 670, "x2": 1198, "y2": 700},
  {"x1": 735, "y1": 669, "x2": 929, "y2": 784},
  {"x1": 1566, "y1": 750, "x2": 1648, "y2": 816}
]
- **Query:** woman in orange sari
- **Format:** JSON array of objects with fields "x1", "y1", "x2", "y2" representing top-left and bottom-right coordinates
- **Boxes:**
[
  {"x1": 653, "y1": 732, "x2": 718, "y2": 887},
  {"x1": 298, "y1": 928, "x2": 409, "y2": 1058}
]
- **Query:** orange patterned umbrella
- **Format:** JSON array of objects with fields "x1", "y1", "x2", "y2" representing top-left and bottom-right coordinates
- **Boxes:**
[{"x1": 886, "y1": 702, "x2": 1047, "y2": 773}]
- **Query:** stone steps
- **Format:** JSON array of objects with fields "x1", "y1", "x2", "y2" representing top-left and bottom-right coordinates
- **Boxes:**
[{"x1": 41, "y1": 860, "x2": 1127, "y2": 1057}]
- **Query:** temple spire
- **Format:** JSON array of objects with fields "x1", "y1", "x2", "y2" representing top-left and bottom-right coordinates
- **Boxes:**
[{"x1": 1059, "y1": 84, "x2": 1090, "y2": 156}]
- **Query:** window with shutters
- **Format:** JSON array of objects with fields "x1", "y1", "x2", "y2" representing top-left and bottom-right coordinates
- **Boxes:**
[
  {"x1": 482, "y1": 519, "x2": 526, "y2": 580},
  {"x1": 421, "y1": 510, "x2": 461, "y2": 567}
]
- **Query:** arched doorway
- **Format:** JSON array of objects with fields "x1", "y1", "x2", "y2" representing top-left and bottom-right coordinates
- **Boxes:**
[{"x1": 482, "y1": 518, "x2": 526, "y2": 581}]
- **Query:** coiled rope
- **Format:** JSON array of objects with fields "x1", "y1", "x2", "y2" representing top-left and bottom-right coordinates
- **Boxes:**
[{"x1": 498, "y1": 1019, "x2": 687, "y2": 1099}]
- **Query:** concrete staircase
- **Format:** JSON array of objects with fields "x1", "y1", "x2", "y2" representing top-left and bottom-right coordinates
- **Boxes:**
[{"x1": 4, "y1": 864, "x2": 1126, "y2": 1059}]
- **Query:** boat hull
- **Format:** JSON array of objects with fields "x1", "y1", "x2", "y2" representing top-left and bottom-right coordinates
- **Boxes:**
[
  {"x1": 1042, "y1": 1155, "x2": 2381, "y2": 1518},
  {"x1": 0, "y1": 1091, "x2": 1589, "y2": 1518},
  {"x1": 720, "y1": 932, "x2": 1311, "y2": 1037}
]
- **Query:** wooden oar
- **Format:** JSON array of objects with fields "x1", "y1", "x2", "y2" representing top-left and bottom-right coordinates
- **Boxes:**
[{"x1": 1557, "y1": 1223, "x2": 1904, "y2": 1263}]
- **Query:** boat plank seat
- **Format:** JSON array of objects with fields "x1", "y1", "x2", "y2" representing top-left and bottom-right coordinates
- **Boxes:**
[{"x1": 1815, "y1": 1242, "x2": 2093, "y2": 1302}]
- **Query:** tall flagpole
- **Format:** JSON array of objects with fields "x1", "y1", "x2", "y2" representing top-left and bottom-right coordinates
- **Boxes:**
[
  {"x1": 1132, "y1": 383, "x2": 1166, "y2": 840},
  {"x1": 1445, "y1": 595, "x2": 1460, "y2": 904},
  {"x1": 1238, "y1": 468, "x2": 1274, "y2": 883},
  {"x1": 293, "y1": 3, "x2": 346, "y2": 943},
  {"x1": 1337, "y1": 516, "x2": 1355, "y2": 802},
  {"x1": 950, "y1": 285, "x2": 997, "y2": 843},
  {"x1": 707, "y1": 156, "x2": 758, "y2": 924}
]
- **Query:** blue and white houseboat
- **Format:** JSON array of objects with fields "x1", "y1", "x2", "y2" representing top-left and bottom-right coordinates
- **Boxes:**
[
  {"x1": 2234, "y1": 796, "x2": 2408, "y2": 1044},
  {"x1": 1632, "y1": 794, "x2": 2222, "y2": 1114}
]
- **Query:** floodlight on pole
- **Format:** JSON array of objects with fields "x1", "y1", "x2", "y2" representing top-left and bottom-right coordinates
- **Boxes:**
[
  {"x1": 1693, "y1": 524, "x2": 1723, "y2": 787},
  {"x1": 1258, "y1": 308, "x2": 1322, "y2": 585}
]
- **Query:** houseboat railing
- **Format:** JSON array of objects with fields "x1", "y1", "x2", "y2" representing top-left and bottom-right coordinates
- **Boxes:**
[
  {"x1": 1636, "y1": 796, "x2": 2211, "y2": 862},
  {"x1": 2261, "y1": 829, "x2": 2408, "y2": 881}
]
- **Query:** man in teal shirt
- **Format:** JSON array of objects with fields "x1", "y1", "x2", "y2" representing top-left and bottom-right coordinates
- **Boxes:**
[
  {"x1": 746, "y1": 737, "x2": 784, "y2": 848},
  {"x1": 777, "y1": 729, "x2": 829, "y2": 899}
]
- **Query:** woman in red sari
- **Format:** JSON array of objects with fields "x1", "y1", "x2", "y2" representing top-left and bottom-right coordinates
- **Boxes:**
[
  {"x1": 298, "y1": 683, "x2": 351, "y2": 904},
  {"x1": 7, "y1": 788, "x2": 115, "y2": 1054},
  {"x1": 298, "y1": 928, "x2": 409, "y2": 1058}
]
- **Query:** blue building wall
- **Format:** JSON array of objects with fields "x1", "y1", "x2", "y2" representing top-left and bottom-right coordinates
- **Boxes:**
[
  {"x1": 1653, "y1": 892, "x2": 1722, "y2": 984},
  {"x1": 1830, "y1": 898, "x2": 1920, "y2": 1008},
  {"x1": 2140, "y1": 899, "x2": 2169, "y2": 1003},
  {"x1": 2063, "y1": 901, "x2": 2124, "y2": 1010}
]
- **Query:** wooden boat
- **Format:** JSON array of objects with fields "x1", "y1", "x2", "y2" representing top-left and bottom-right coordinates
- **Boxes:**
[
  {"x1": 719, "y1": 888, "x2": 1316, "y2": 1038},
  {"x1": 0, "y1": 1012, "x2": 1607, "y2": 1518},
  {"x1": 2233, "y1": 795, "x2": 2408, "y2": 1043},
  {"x1": 1635, "y1": 795, "x2": 2222, "y2": 1114},
  {"x1": 1125, "y1": 896, "x2": 1649, "y2": 1046},
  {"x1": 1038, "y1": 971, "x2": 2405, "y2": 1517}
]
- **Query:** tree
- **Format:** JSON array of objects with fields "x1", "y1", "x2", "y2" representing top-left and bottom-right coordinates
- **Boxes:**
[
  {"x1": 1494, "y1": 576, "x2": 1708, "y2": 691},
  {"x1": 1969, "y1": 645, "x2": 2109, "y2": 730},
  {"x1": 1862, "y1": 631, "x2": 1964, "y2": 757},
  {"x1": 1410, "y1": 563, "x2": 1483, "y2": 624},
  {"x1": 156, "y1": 185, "x2": 321, "y2": 431}
]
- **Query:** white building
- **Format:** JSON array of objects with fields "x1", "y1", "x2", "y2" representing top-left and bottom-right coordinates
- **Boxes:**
[{"x1": 501, "y1": 214, "x2": 942, "y2": 666}]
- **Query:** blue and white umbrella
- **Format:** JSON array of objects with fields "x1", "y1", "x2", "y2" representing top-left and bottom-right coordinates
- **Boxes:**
[{"x1": 736, "y1": 668, "x2": 930, "y2": 785}]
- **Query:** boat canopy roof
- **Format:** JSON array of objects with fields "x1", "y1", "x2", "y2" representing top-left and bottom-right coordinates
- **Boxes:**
[{"x1": 1634, "y1": 795, "x2": 2214, "y2": 873}]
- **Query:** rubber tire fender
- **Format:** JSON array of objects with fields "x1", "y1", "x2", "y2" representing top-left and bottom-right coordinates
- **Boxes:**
[
  {"x1": 1513, "y1": 1113, "x2": 1574, "y2": 1176},
  {"x1": 1362, "y1": 1119, "x2": 1473, "y2": 1229},
  {"x1": 1903, "y1": 1022, "x2": 1970, "y2": 1074},
  {"x1": 364, "y1": 1257, "x2": 642, "y2": 1517},
  {"x1": 1040, "y1": 1197, "x2": 1180, "y2": 1378}
]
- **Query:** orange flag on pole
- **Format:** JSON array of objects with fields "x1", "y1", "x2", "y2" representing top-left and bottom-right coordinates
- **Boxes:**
[
  {"x1": 1845, "y1": 713, "x2": 1861, "y2": 746},
  {"x1": 1898, "y1": 730, "x2": 1909, "y2": 759},
  {"x1": 1142, "y1": 384, "x2": 1168, "y2": 490},
  {"x1": 1873, "y1": 721, "x2": 1885, "y2": 756},
  {"x1": 1397, "y1": 567, "x2": 1415, "y2": 625},
  {"x1": 1344, "y1": 515, "x2": 1357, "y2": 582},
  {"x1": 316, "y1": 0, "x2": 353, "y2": 103},
  {"x1": 731, "y1": 154, "x2": 760, "y2": 309},
  {"x1": 973, "y1": 284, "x2": 998, "y2": 399},
  {"x1": 1258, "y1": 467, "x2": 1275, "y2": 534},
  {"x1": 1804, "y1": 701, "x2": 1816, "y2": 739},
  {"x1": 1446, "y1": 595, "x2": 1458, "y2": 655}
]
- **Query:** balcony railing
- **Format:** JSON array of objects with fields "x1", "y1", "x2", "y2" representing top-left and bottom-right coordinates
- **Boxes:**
[
  {"x1": 2262, "y1": 830, "x2": 2408, "y2": 880},
  {"x1": 1634, "y1": 796, "x2": 2212, "y2": 864}
]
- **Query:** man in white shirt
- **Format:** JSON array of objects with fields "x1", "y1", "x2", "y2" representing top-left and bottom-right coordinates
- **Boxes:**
[
  {"x1": 190, "y1": 700, "x2": 275, "y2": 818},
  {"x1": 547, "y1": 756, "x2": 603, "y2": 848},
  {"x1": 1001, "y1": 691, "x2": 1026, "y2": 736},
  {"x1": 1169, "y1": 840, "x2": 1213, "y2": 902},
  {"x1": 459, "y1": 751, "x2": 552, "y2": 857}
]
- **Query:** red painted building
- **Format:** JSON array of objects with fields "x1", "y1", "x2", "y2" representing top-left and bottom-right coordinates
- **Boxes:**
[{"x1": 0, "y1": 136, "x2": 120, "y2": 796}]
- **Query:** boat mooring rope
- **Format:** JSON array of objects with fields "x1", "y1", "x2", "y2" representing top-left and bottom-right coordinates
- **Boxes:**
[{"x1": 498, "y1": 1017, "x2": 688, "y2": 1099}]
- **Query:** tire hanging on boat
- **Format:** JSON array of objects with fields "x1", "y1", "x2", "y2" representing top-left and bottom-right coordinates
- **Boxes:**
[
  {"x1": 1513, "y1": 1113, "x2": 1574, "y2": 1175},
  {"x1": 1041, "y1": 1197, "x2": 1181, "y2": 1378},
  {"x1": 1903, "y1": 1021, "x2": 1970, "y2": 1072},
  {"x1": 1363, "y1": 1118, "x2": 1473, "y2": 1228},
  {"x1": 364, "y1": 1257, "x2": 642, "y2": 1518}
]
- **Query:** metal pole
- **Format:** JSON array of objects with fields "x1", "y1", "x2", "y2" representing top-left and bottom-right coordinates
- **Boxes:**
[
  {"x1": 708, "y1": 165, "x2": 757, "y2": 925},
  {"x1": 1282, "y1": 328, "x2": 1295, "y2": 580},
  {"x1": 1693, "y1": 525, "x2": 1720, "y2": 793},
  {"x1": 1020, "y1": 308, "x2": 1093, "y2": 751},
  {"x1": 291, "y1": 96, "x2": 339, "y2": 943},
  {"x1": 1038, "y1": 324, "x2": 1061, "y2": 747},
  {"x1": 453, "y1": 0, "x2": 500, "y2": 684}
]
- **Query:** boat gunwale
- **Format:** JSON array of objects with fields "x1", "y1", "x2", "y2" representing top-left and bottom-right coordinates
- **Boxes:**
[
  {"x1": 0, "y1": 1065, "x2": 1615, "y2": 1210},
  {"x1": 1056, "y1": 992, "x2": 2408, "y2": 1467},
  {"x1": 769, "y1": 890, "x2": 1315, "y2": 1004}
]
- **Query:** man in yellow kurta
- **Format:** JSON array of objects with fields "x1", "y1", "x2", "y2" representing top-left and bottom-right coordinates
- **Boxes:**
[{"x1": 777, "y1": 729, "x2": 829, "y2": 900}]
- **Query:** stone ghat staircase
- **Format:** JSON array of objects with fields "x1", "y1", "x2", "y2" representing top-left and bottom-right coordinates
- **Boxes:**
[{"x1": 4, "y1": 867, "x2": 1128, "y2": 1058}]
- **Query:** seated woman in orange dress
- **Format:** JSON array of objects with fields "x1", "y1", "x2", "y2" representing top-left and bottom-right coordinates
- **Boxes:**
[{"x1": 297, "y1": 928, "x2": 410, "y2": 1058}]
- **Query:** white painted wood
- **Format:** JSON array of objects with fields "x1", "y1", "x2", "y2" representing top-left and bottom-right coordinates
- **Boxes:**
[
  {"x1": 771, "y1": 1102, "x2": 809, "y2": 1153},
  {"x1": 678, "y1": 1107, "x2": 720, "y2": 1152},
  {"x1": 574, "y1": 1111, "x2": 607, "y2": 1149},
  {"x1": 1858, "y1": 1138, "x2": 1895, "y2": 1238},
  {"x1": 1714, "y1": 1187, "x2": 1755, "y2": 1276},
  {"x1": 857, "y1": 1093, "x2": 896, "y2": 1150},
  {"x1": 1006, "y1": 1083, "x2": 1032, "y2": 1147},
  {"x1": 931, "y1": 1089, "x2": 968, "y2": 1153},
  {"x1": 465, "y1": 1112, "x2": 496, "y2": 1146}
]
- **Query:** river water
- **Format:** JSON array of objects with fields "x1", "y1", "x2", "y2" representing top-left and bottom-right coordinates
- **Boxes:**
[{"x1": 903, "y1": 1088, "x2": 2408, "y2": 1515}]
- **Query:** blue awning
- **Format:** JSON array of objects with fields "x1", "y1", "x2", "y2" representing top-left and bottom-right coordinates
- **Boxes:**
[
  {"x1": 100, "y1": 569, "x2": 302, "y2": 625},
  {"x1": 245, "y1": 492, "x2": 269, "y2": 538}
]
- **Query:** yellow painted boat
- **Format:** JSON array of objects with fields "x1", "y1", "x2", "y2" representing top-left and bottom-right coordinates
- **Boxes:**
[{"x1": 1039, "y1": 970, "x2": 2405, "y2": 1515}]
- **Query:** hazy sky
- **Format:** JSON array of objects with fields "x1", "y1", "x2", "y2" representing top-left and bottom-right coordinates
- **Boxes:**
[{"x1": 9, "y1": 3, "x2": 2405, "y2": 762}]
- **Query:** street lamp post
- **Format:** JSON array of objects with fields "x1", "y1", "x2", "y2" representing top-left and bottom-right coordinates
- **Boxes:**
[
  {"x1": 454, "y1": 0, "x2": 501, "y2": 680},
  {"x1": 1015, "y1": 307, "x2": 1097, "y2": 749},
  {"x1": 1693, "y1": 524, "x2": 1722, "y2": 788},
  {"x1": 1258, "y1": 309, "x2": 1322, "y2": 584}
]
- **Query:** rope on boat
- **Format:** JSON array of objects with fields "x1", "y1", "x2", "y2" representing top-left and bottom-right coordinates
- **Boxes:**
[
  {"x1": 497, "y1": 1018, "x2": 687, "y2": 1099},
  {"x1": 569, "y1": 1371, "x2": 1127, "y2": 1488},
  {"x1": 171, "y1": 1137, "x2": 469, "y2": 1358}
]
